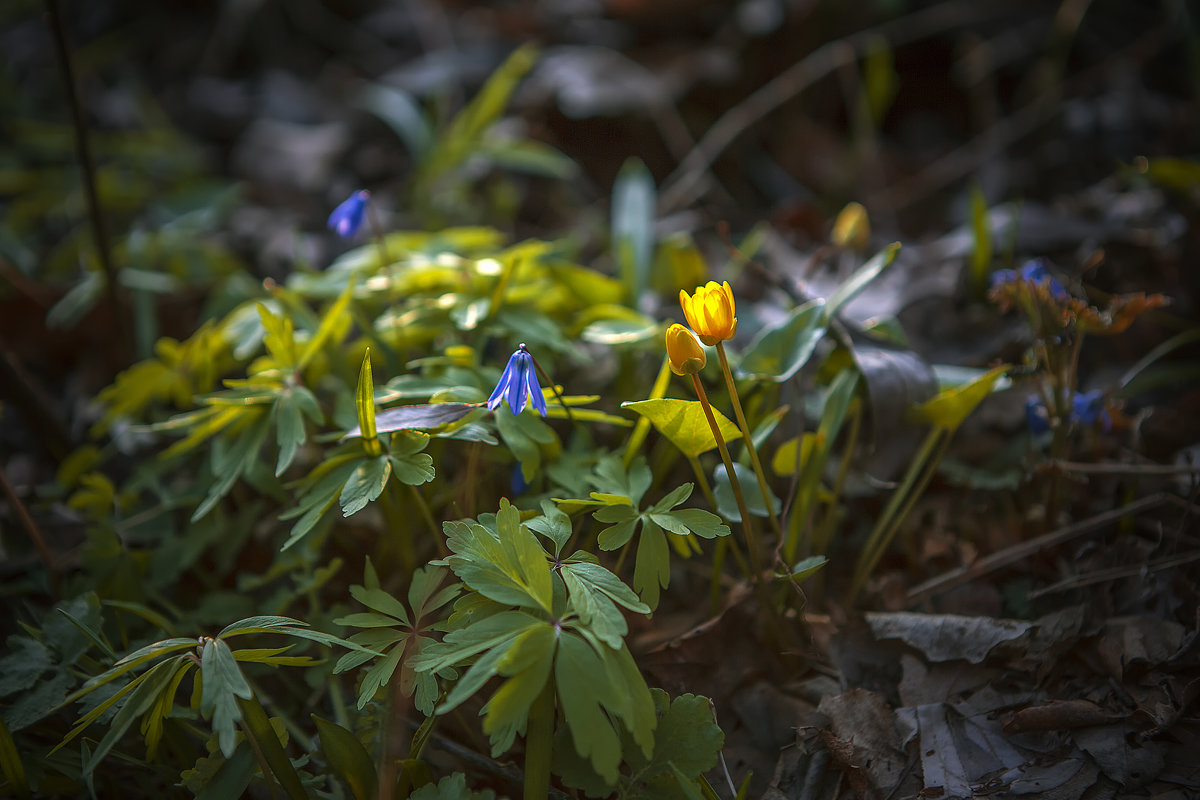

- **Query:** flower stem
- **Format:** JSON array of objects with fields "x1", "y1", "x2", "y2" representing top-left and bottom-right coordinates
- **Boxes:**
[
  {"x1": 690, "y1": 373, "x2": 763, "y2": 579},
  {"x1": 716, "y1": 343, "x2": 782, "y2": 541}
]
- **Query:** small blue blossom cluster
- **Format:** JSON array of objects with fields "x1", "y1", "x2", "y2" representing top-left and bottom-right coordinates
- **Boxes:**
[
  {"x1": 327, "y1": 190, "x2": 370, "y2": 238},
  {"x1": 991, "y1": 259, "x2": 1067, "y2": 300},
  {"x1": 1025, "y1": 389, "x2": 1111, "y2": 435},
  {"x1": 488, "y1": 344, "x2": 547, "y2": 418}
]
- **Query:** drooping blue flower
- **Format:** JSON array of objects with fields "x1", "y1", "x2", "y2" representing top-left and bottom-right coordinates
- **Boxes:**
[
  {"x1": 327, "y1": 190, "x2": 370, "y2": 238},
  {"x1": 487, "y1": 344, "x2": 547, "y2": 418}
]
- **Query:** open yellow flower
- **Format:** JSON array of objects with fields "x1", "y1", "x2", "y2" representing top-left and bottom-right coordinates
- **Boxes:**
[
  {"x1": 665, "y1": 323, "x2": 706, "y2": 375},
  {"x1": 679, "y1": 281, "x2": 737, "y2": 346}
]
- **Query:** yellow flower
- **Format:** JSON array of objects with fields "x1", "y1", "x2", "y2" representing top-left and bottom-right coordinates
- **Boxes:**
[
  {"x1": 679, "y1": 281, "x2": 737, "y2": 346},
  {"x1": 665, "y1": 324, "x2": 706, "y2": 375}
]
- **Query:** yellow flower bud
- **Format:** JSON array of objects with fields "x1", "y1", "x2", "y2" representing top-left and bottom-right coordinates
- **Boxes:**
[
  {"x1": 679, "y1": 281, "x2": 737, "y2": 346},
  {"x1": 832, "y1": 201, "x2": 870, "y2": 252},
  {"x1": 665, "y1": 323, "x2": 706, "y2": 375}
]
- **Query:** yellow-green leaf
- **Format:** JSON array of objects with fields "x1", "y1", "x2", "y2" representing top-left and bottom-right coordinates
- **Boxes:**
[
  {"x1": 910, "y1": 364, "x2": 1008, "y2": 431},
  {"x1": 620, "y1": 399, "x2": 741, "y2": 458}
]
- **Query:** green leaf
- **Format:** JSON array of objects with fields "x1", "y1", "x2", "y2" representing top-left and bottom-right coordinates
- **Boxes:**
[
  {"x1": 348, "y1": 585, "x2": 411, "y2": 626},
  {"x1": 782, "y1": 555, "x2": 829, "y2": 583},
  {"x1": 660, "y1": 508, "x2": 729, "y2": 539},
  {"x1": 356, "y1": 348, "x2": 378, "y2": 443},
  {"x1": 633, "y1": 520, "x2": 670, "y2": 610},
  {"x1": 274, "y1": 388, "x2": 308, "y2": 475},
  {"x1": 0, "y1": 715, "x2": 28, "y2": 798},
  {"x1": 713, "y1": 462, "x2": 779, "y2": 523},
  {"x1": 443, "y1": 501, "x2": 553, "y2": 613},
  {"x1": 313, "y1": 715, "x2": 378, "y2": 800},
  {"x1": 620, "y1": 399, "x2": 742, "y2": 458},
  {"x1": 554, "y1": 633, "x2": 624, "y2": 785},
  {"x1": 909, "y1": 364, "x2": 1008, "y2": 431},
  {"x1": 84, "y1": 655, "x2": 187, "y2": 775},
  {"x1": 408, "y1": 565, "x2": 460, "y2": 620},
  {"x1": 0, "y1": 637, "x2": 50, "y2": 699},
  {"x1": 560, "y1": 560, "x2": 649, "y2": 648},
  {"x1": 639, "y1": 691, "x2": 724, "y2": 781},
  {"x1": 345, "y1": 402, "x2": 479, "y2": 437},
  {"x1": 968, "y1": 182, "x2": 992, "y2": 293},
  {"x1": 481, "y1": 622, "x2": 556, "y2": 752},
  {"x1": 824, "y1": 242, "x2": 901, "y2": 320},
  {"x1": 298, "y1": 277, "x2": 354, "y2": 370},
  {"x1": 524, "y1": 500, "x2": 572, "y2": 557},
  {"x1": 185, "y1": 740, "x2": 256, "y2": 799},
  {"x1": 736, "y1": 300, "x2": 827, "y2": 382},
  {"x1": 200, "y1": 638, "x2": 253, "y2": 758},
  {"x1": 238, "y1": 695, "x2": 306, "y2": 800},
  {"x1": 340, "y1": 455, "x2": 392, "y2": 517},
  {"x1": 410, "y1": 773, "x2": 498, "y2": 800},
  {"x1": 612, "y1": 157, "x2": 656, "y2": 303},
  {"x1": 594, "y1": 505, "x2": 639, "y2": 551}
]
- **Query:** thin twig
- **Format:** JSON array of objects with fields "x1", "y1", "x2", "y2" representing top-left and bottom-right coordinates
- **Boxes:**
[
  {"x1": 658, "y1": 2, "x2": 1023, "y2": 213},
  {"x1": 1027, "y1": 549, "x2": 1200, "y2": 600},
  {"x1": 905, "y1": 493, "x2": 1171, "y2": 605}
]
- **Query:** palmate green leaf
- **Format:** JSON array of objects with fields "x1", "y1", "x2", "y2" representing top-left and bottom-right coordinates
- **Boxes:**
[
  {"x1": 632, "y1": 691, "x2": 724, "y2": 781},
  {"x1": 654, "y1": 508, "x2": 728, "y2": 540},
  {"x1": 555, "y1": 632, "x2": 655, "y2": 786},
  {"x1": 560, "y1": 558, "x2": 649, "y2": 648},
  {"x1": 348, "y1": 585, "x2": 411, "y2": 625},
  {"x1": 413, "y1": 611, "x2": 546, "y2": 717},
  {"x1": 200, "y1": 638, "x2": 253, "y2": 758},
  {"x1": 409, "y1": 565, "x2": 460, "y2": 620},
  {"x1": 313, "y1": 714, "x2": 377, "y2": 800},
  {"x1": 481, "y1": 622, "x2": 556, "y2": 754},
  {"x1": 340, "y1": 455, "x2": 391, "y2": 516},
  {"x1": 274, "y1": 385, "x2": 321, "y2": 476},
  {"x1": 524, "y1": 499, "x2": 572, "y2": 557},
  {"x1": 66, "y1": 637, "x2": 197, "y2": 701},
  {"x1": 594, "y1": 504, "x2": 639, "y2": 551},
  {"x1": 410, "y1": 773, "x2": 498, "y2": 800},
  {"x1": 230, "y1": 647, "x2": 316, "y2": 668},
  {"x1": 736, "y1": 299, "x2": 827, "y2": 382},
  {"x1": 443, "y1": 500, "x2": 553, "y2": 613},
  {"x1": 620, "y1": 399, "x2": 742, "y2": 458},
  {"x1": 217, "y1": 615, "x2": 374, "y2": 654},
  {"x1": 633, "y1": 520, "x2": 670, "y2": 610},
  {"x1": 280, "y1": 453, "x2": 362, "y2": 549},
  {"x1": 192, "y1": 410, "x2": 272, "y2": 521},
  {"x1": 592, "y1": 454, "x2": 652, "y2": 506}
]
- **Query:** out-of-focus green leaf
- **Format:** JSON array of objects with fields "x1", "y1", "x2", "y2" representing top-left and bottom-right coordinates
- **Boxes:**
[
  {"x1": 238, "y1": 695, "x2": 305, "y2": 800},
  {"x1": 824, "y1": 242, "x2": 901, "y2": 321},
  {"x1": 313, "y1": 715, "x2": 378, "y2": 800},
  {"x1": 909, "y1": 364, "x2": 1008, "y2": 431},
  {"x1": 612, "y1": 157, "x2": 655, "y2": 304},
  {"x1": 0, "y1": 715, "x2": 29, "y2": 798},
  {"x1": 737, "y1": 300, "x2": 827, "y2": 382}
]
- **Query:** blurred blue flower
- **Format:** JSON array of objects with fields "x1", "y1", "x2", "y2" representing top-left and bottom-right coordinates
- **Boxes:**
[
  {"x1": 510, "y1": 464, "x2": 530, "y2": 495},
  {"x1": 1025, "y1": 396, "x2": 1051, "y2": 435},
  {"x1": 488, "y1": 344, "x2": 547, "y2": 418},
  {"x1": 1025, "y1": 389, "x2": 1111, "y2": 436},
  {"x1": 991, "y1": 259, "x2": 1067, "y2": 299},
  {"x1": 1072, "y1": 389, "x2": 1111, "y2": 431},
  {"x1": 327, "y1": 190, "x2": 370, "y2": 238}
]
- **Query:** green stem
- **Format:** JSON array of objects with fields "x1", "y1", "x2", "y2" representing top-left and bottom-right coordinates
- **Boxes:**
[
  {"x1": 716, "y1": 343, "x2": 783, "y2": 541},
  {"x1": 690, "y1": 373, "x2": 763, "y2": 579},
  {"x1": 523, "y1": 681, "x2": 555, "y2": 800},
  {"x1": 689, "y1": 453, "x2": 749, "y2": 612},
  {"x1": 849, "y1": 427, "x2": 949, "y2": 603}
]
